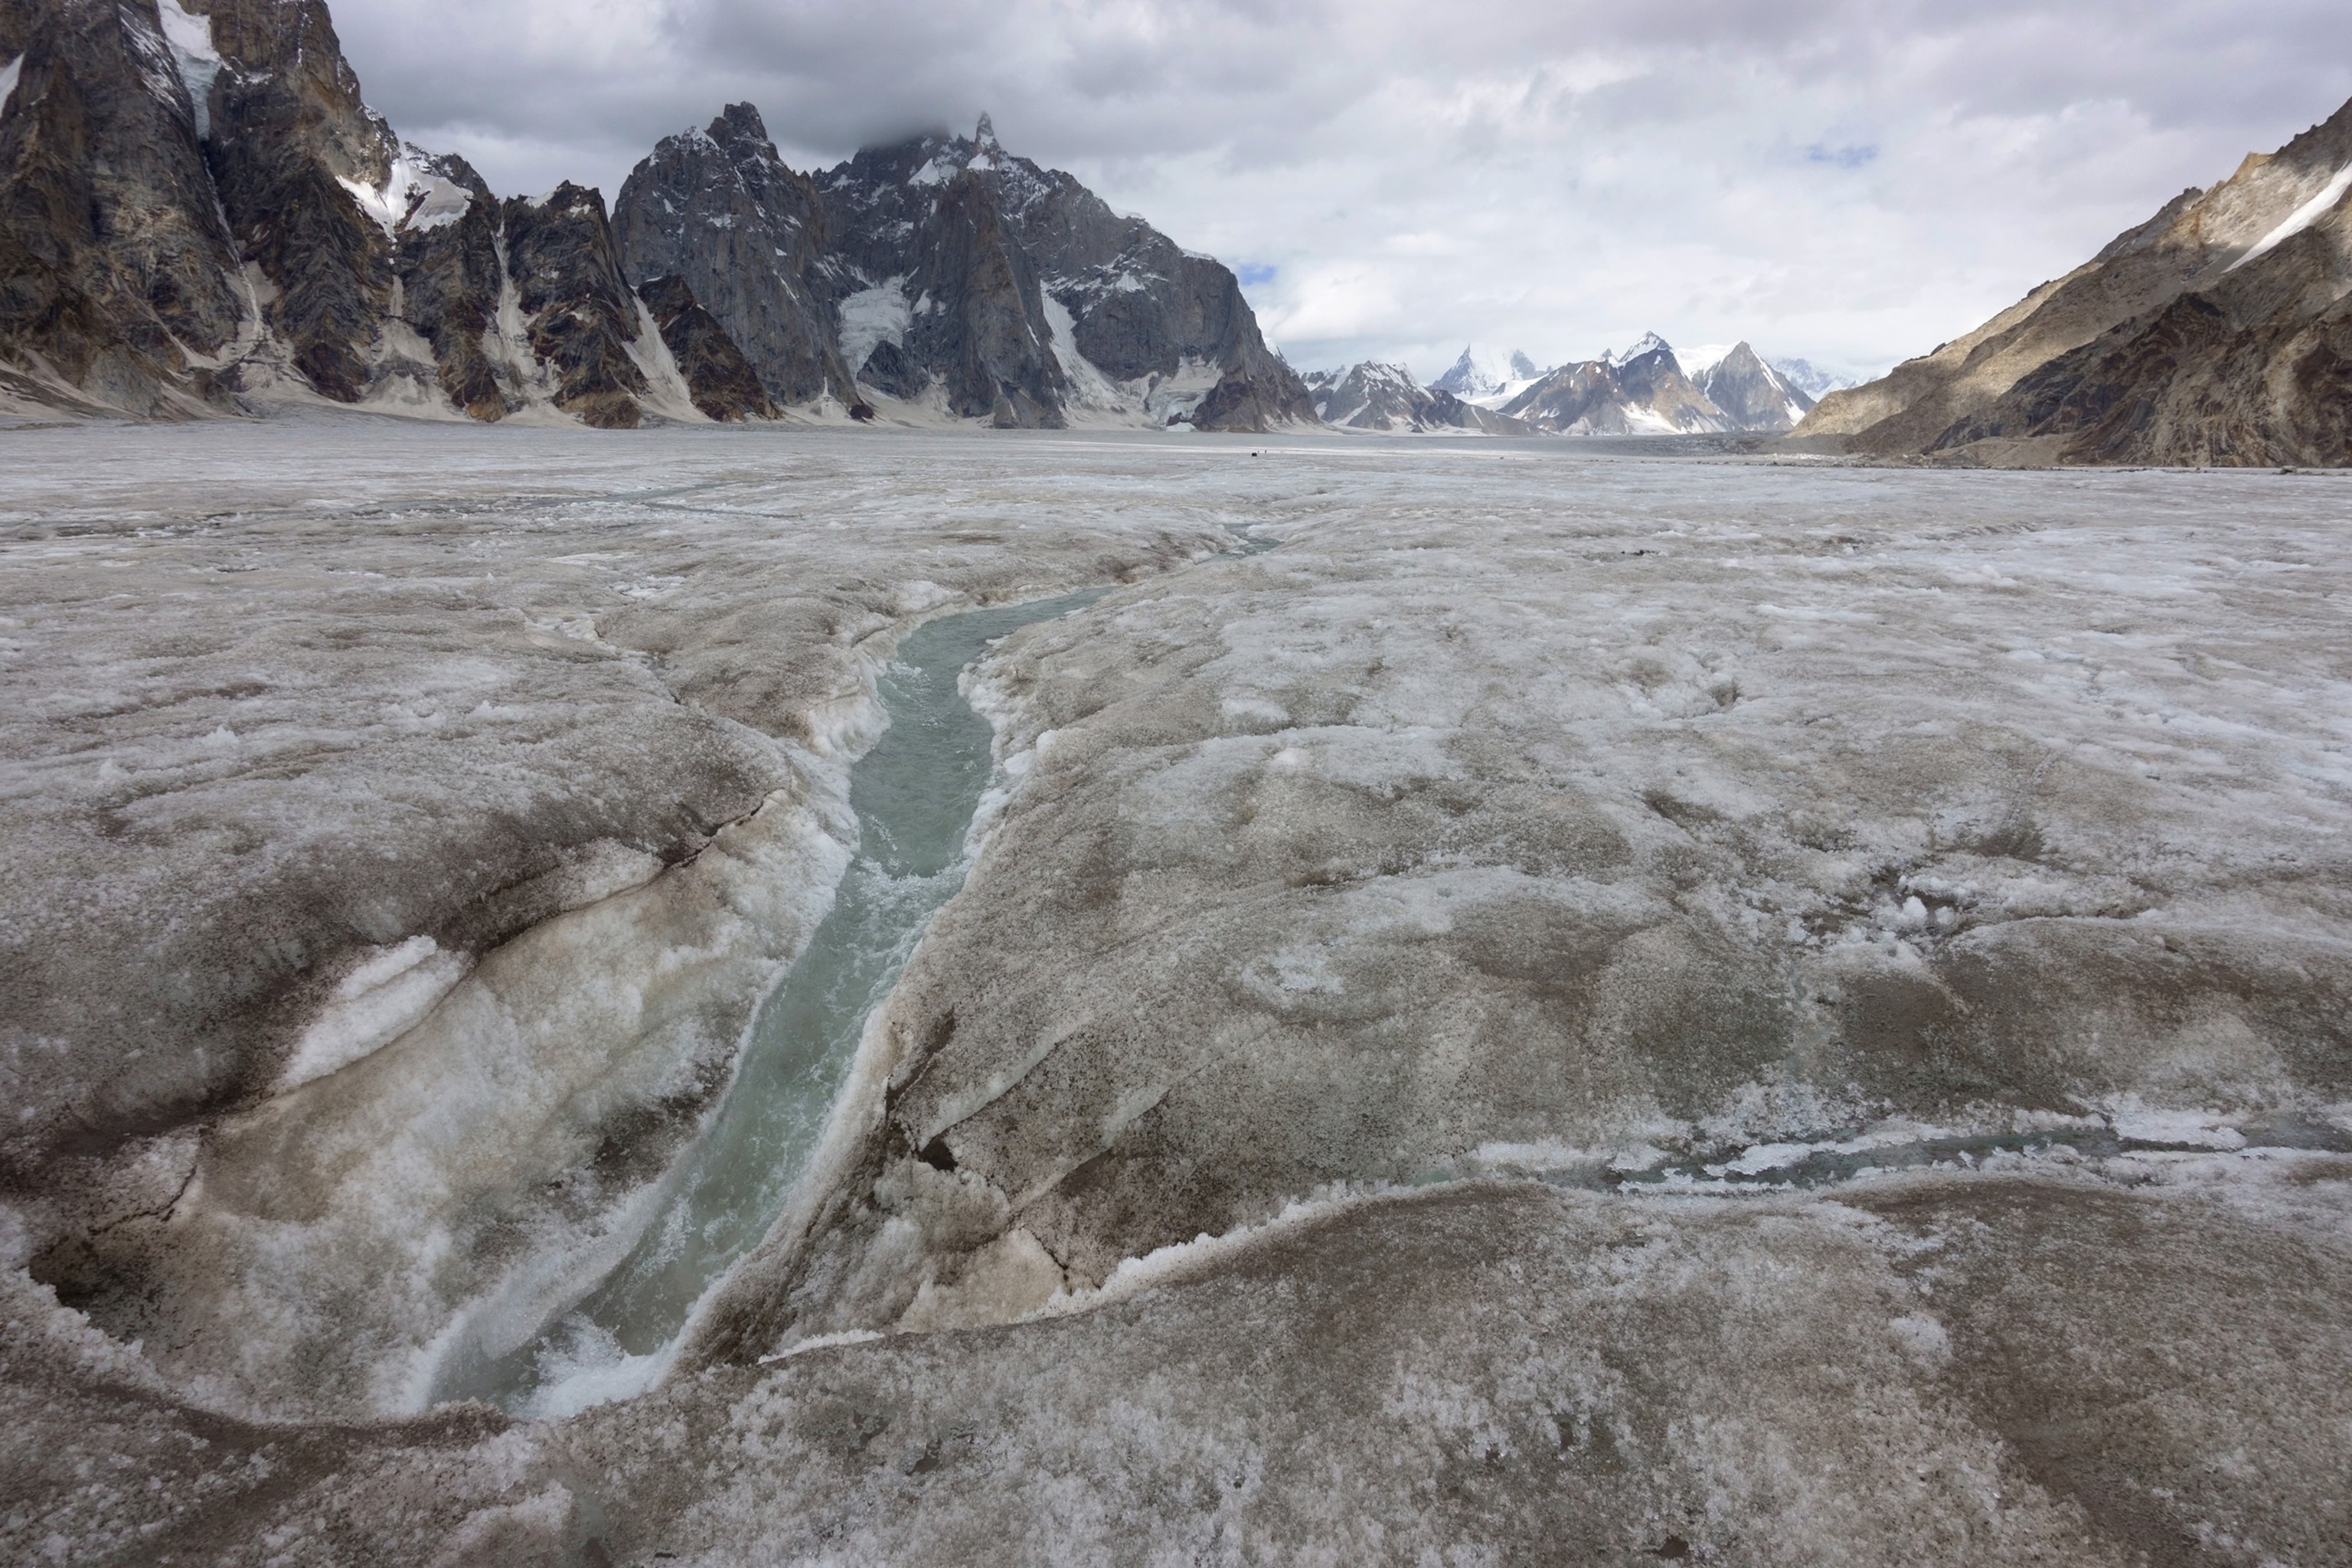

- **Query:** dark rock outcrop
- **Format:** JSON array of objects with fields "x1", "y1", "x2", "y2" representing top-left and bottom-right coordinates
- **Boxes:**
[
  {"x1": 1800, "y1": 96, "x2": 2352, "y2": 466},
  {"x1": 1692, "y1": 342, "x2": 1814, "y2": 432},
  {"x1": 804, "y1": 115, "x2": 1315, "y2": 430},
  {"x1": 0, "y1": 0, "x2": 243, "y2": 414},
  {"x1": 2, "y1": 0, "x2": 774, "y2": 425},
  {"x1": 638, "y1": 272, "x2": 779, "y2": 420},
  {"x1": 197, "y1": 0, "x2": 399, "y2": 402},
  {"x1": 3, "y1": 4, "x2": 1295, "y2": 433},
  {"x1": 612, "y1": 103, "x2": 849, "y2": 408},
  {"x1": 500, "y1": 181, "x2": 649, "y2": 429},
  {"x1": 390, "y1": 149, "x2": 504, "y2": 419}
]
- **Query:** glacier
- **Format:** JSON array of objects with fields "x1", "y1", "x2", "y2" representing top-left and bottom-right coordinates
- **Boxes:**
[{"x1": 4, "y1": 418, "x2": 2350, "y2": 1564}]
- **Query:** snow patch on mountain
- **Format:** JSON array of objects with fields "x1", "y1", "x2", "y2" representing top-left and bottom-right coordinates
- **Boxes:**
[
  {"x1": 338, "y1": 145, "x2": 475, "y2": 237},
  {"x1": 1769, "y1": 358, "x2": 1857, "y2": 398},
  {"x1": 0, "y1": 55, "x2": 21, "y2": 122},
  {"x1": 155, "y1": 0, "x2": 220, "y2": 138},
  {"x1": 1677, "y1": 343, "x2": 1737, "y2": 379},
  {"x1": 837, "y1": 279, "x2": 912, "y2": 376},
  {"x1": 2228, "y1": 162, "x2": 2352, "y2": 272}
]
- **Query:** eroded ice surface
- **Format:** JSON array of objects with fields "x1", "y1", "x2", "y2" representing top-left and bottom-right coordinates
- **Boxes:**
[
  {"x1": 5, "y1": 420, "x2": 2350, "y2": 1563},
  {"x1": 439, "y1": 590, "x2": 1104, "y2": 1418}
]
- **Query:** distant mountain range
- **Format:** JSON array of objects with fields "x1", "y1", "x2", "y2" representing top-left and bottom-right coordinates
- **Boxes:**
[
  {"x1": 0, "y1": 0, "x2": 1313, "y2": 430},
  {"x1": 1308, "y1": 338, "x2": 1831, "y2": 436},
  {"x1": 1800, "y1": 96, "x2": 2352, "y2": 466}
]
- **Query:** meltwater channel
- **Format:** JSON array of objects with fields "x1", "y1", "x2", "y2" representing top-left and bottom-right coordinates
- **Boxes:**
[{"x1": 444, "y1": 587, "x2": 1106, "y2": 1418}]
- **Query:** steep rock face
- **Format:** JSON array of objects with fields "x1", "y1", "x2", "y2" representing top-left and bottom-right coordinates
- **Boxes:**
[
  {"x1": 638, "y1": 272, "x2": 780, "y2": 421},
  {"x1": 1802, "y1": 96, "x2": 2352, "y2": 465},
  {"x1": 2, "y1": 0, "x2": 764, "y2": 426},
  {"x1": 910, "y1": 159, "x2": 1066, "y2": 426},
  {"x1": 0, "y1": 0, "x2": 244, "y2": 414},
  {"x1": 500, "y1": 182, "x2": 651, "y2": 429},
  {"x1": 815, "y1": 116, "x2": 1315, "y2": 430},
  {"x1": 1308, "y1": 359, "x2": 1537, "y2": 434},
  {"x1": 388, "y1": 149, "x2": 504, "y2": 419},
  {"x1": 1503, "y1": 335, "x2": 1730, "y2": 434},
  {"x1": 612, "y1": 103, "x2": 849, "y2": 409},
  {"x1": 1693, "y1": 342, "x2": 1815, "y2": 432},
  {"x1": 194, "y1": 0, "x2": 400, "y2": 401}
]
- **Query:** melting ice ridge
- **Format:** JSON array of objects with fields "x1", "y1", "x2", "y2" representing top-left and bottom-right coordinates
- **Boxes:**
[{"x1": 434, "y1": 588, "x2": 1106, "y2": 1419}]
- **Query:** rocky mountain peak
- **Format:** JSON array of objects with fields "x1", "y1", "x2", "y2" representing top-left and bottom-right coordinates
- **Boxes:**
[
  {"x1": 614, "y1": 102, "x2": 849, "y2": 408},
  {"x1": 707, "y1": 100, "x2": 771, "y2": 154},
  {"x1": 1691, "y1": 341, "x2": 1815, "y2": 432},
  {"x1": 1432, "y1": 344, "x2": 1535, "y2": 399},
  {"x1": 1606, "y1": 332, "x2": 1676, "y2": 370},
  {"x1": 3, "y1": 0, "x2": 1312, "y2": 433},
  {"x1": 1312, "y1": 358, "x2": 1536, "y2": 435}
]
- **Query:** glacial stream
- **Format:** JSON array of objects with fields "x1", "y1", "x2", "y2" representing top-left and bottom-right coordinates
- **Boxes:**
[{"x1": 444, "y1": 587, "x2": 1106, "y2": 1418}]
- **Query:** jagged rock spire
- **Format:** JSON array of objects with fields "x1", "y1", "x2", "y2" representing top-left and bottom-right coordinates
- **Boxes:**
[{"x1": 975, "y1": 112, "x2": 999, "y2": 151}]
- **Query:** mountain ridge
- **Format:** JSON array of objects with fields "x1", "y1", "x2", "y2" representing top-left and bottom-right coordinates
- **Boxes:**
[
  {"x1": 1798, "y1": 95, "x2": 2352, "y2": 466},
  {"x1": 0, "y1": 1, "x2": 1314, "y2": 433}
]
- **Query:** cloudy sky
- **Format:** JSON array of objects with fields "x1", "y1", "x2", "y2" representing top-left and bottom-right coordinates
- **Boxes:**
[{"x1": 335, "y1": 0, "x2": 2352, "y2": 382}]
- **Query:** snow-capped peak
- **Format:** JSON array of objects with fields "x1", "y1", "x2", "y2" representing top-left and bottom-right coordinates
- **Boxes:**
[
  {"x1": 1769, "y1": 358, "x2": 1859, "y2": 398},
  {"x1": 1676, "y1": 343, "x2": 1736, "y2": 379},
  {"x1": 1432, "y1": 345, "x2": 1531, "y2": 398},
  {"x1": 1605, "y1": 332, "x2": 1674, "y2": 368}
]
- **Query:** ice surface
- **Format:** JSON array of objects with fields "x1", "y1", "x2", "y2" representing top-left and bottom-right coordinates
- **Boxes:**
[
  {"x1": 0, "y1": 416, "x2": 1227, "y2": 1419},
  {"x1": 710, "y1": 446, "x2": 2352, "y2": 1363},
  {"x1": 6, "y1": 424, "x2": 2351, "y2": 1561},
  {"x1": 441, "y1": 590, "x2": 1107, "y2": 1417}
]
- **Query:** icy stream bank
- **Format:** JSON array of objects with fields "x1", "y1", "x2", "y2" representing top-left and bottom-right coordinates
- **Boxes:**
[{"x1": 436, "y1": 590, "x2": 1107, "y2": 1417}]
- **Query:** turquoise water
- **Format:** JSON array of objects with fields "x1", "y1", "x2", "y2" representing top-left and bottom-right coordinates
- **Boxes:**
[{"x1": 447, "y1": 588, "x2": 1103, "y2": 1415}]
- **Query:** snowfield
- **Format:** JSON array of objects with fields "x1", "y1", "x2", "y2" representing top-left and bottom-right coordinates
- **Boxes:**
[{"x1": 3, "y1": 419, "x2": 2349, "y2": 1564}]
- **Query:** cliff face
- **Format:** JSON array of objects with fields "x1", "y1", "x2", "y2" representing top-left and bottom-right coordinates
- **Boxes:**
[
  {"x1": 0, "y1": 0, "x2": 245, "y2": 415},
  {"x1": 197, "y1": 0, "x2": 397, "y2": 401},
  {"x1": 1801, "y1": 96, "x2": 2352, "y2": 466},
  {"x1": 807, "y1": 116, "x2": 1316, "y2": 430},
  {"x1": 0, "y1": 0, "x2": 767, "y2": 426},
  {"x1": 501, "y1": 182, "x2": 655, "y2": 429},
  {"x1": 638, "y1": 273, "x2": 781, "y2": 421},
  {"x1": 1694, "y1": 343, "x2": 1814, "y2": 433},
  {"x1": 3, "y1": 7, "x2": 1307, "y2": 432},
  {"x1": 612, "y1": 103, "x2": 849, "y2": 410}
]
